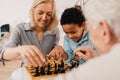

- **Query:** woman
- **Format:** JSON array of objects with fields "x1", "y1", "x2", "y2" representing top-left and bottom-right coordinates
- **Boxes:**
[{"x1": 0, "y1": 0, "x2": 59, "y2": 67}]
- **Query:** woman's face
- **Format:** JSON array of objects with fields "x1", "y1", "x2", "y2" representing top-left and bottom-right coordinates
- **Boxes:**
[
  {"x1": 62, "y1": 24, "x2": 85, "y2": 42},
  {"x1": 33, "y1": 2, "x2": 53, "y2": 28}
]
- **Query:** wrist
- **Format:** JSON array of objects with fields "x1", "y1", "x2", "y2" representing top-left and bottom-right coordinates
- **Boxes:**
[
  {"x1": 16, "y1": 45, "x2": 21, "y2": 56},
  {"x1": 73, "y1": 55, "x2": 79, "y2": 61}
]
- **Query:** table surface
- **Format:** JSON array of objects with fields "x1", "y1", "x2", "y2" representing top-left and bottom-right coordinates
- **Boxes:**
[{"x1": 9, "y1": 68, "x2": 30, "y2": 80}]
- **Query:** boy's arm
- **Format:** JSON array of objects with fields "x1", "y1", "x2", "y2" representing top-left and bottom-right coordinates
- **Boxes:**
[{"x1": 63, "y1": 36, "x2": 75, "y2": 62}]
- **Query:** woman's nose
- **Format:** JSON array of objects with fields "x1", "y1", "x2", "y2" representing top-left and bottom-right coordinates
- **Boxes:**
[{"x1": 42, "y1": 14, "x2": 47, "y2": 20}]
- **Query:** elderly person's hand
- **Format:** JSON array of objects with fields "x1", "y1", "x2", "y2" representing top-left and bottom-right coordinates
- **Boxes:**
[
  {"x1": 74, "y1": 46, "x2": 98, "y2": 61},
  {"x1": 47, "y1": 45, "x2": 68, "y2": 60},
  {"x1": 18, "y1": 45, "x2": 46, "y2": 67}
]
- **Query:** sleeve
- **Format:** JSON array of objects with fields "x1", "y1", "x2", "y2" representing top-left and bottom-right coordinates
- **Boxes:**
[
  {"x1": 54, "y1": 27, "x2": 60, "y2": 47},
  {"x1": 63, "y1": 36, "x2": 75, "y2": 63},
  {"x1": 0, "y1": 26, "x2": 21, "y2": 60}
]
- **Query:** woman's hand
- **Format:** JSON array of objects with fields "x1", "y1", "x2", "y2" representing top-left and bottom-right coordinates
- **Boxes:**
[
  {"x1": 47, "y1": 45, "x2": 68, "y2": 60},
  {"x1": 18, "y1": 45, "x2": 46, "y2": 67},
  {"x1": 74, "y1": 46, "x2": 98, "y2": 61}
]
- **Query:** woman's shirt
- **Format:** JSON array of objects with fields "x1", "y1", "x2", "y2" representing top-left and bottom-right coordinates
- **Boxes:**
[
  {"x1": 63, "y1": 29, "x2": 98, "y2": 64},
  {"x1": 0, "y1": 22, "x2": 60, "y2": 59}
]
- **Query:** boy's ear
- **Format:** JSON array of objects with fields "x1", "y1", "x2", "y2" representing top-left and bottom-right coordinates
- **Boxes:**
[{"x1": 81, "y1": 22, "x2": 86, "y2": 29}]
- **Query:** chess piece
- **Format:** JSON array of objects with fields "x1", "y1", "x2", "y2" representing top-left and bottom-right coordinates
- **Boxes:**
[
  {"x1": 59, "y1": 59, "x2": 65, "y2": 73},
  {"x1": 47, "y1": 62, "x2": 52, "y2": 75},
  {"x1": 40, "y1": 66, "x2": 45, "y2": 75},
  {"x1": 61, "y1": 59, "x2": 64, "y2": 68},
  {"x1": 60, "y1": 68, "x2": 65, "y2": 73},
  {"x1": 70, "y1": 60, "x2": 79, "y2": 69},
  {"x1": 54, "y1": 61, "x2": 58, "y2": 74},
  {"x1": 57, "y1": 63, "x2": 61, "y2": 73},
  {"x1": 33, "y1": 67, "x2": 40, "y2": 76}
]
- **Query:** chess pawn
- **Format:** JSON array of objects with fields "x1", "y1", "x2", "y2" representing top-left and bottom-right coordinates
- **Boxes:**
[
  {"x1": 33, "y1": 67, "x2": 40, "y2": 76},
  {"x1": 60, "y1": 59, "x2": 64, "y2": 68},
  {"x1": 54, "y1": 61, "x2": 58, "y2": 74},
  {"x1": 60, "y1": 59, "x2": 65, "y2": 73},
  {"x1": 40, "y1": 66, "x2": 45, "y2": 75},
  {"x1": 57, "y1": 63, "x2": 61, "y2": 73},
  {"x1": 60, "y1": 68, "x2": 65, "y2": 73},
  {"x1": 47, "y1": 62, "x2": 52, "y2": 75}
]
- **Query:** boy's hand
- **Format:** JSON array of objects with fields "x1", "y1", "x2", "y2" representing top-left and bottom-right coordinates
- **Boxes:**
[
  {"x1": 47, "y1": 45, "x2": 68, "y2": 60},
  {"x1": 74, "y1": 46, "x2": 98, "y2": 61}
]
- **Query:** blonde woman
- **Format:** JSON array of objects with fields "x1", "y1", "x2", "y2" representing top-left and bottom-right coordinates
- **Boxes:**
[{"x1": 0, "y1": 0, "x2": 59, "y2": 67}]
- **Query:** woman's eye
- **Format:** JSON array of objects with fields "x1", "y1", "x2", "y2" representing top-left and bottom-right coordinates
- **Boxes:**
[
  {"x1": 38, "y1": 12, "x2": 43, "y2": 15},
  {"x1": 47, "y1": 13, "x2": 52, "y2": 16}
]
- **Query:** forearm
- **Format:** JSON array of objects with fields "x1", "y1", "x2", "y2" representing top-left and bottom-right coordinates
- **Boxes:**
[{"x1": 3, "y1": 47, "x2": 20, "y2": 60}]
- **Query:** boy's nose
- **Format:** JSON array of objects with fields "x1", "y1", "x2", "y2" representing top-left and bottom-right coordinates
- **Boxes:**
[{"x1": 68, "y1": 34, "x2": 73, "y2": 38}]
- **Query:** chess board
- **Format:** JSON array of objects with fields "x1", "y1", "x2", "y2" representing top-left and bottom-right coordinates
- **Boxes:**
[{"x1": 24, "y1": 59, "x2": 79, "y2": 80}]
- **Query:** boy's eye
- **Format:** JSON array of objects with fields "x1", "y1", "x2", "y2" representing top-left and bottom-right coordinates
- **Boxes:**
[
  {"x1": 65, "y1": 32, "x2": 76, "y2": 35},
  {"x1": 70, "y1": 32, "x2": 76, "y2": 34}
]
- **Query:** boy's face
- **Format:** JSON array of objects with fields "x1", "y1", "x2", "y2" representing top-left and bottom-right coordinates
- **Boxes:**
[{"x1": 62, "y1": 24, "x2": 85, "y2": 42}]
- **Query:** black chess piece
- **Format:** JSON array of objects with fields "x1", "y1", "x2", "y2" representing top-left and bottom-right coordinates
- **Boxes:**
[
  {"x1": 54, "y1": 61, "x2": 58, "y2": 74},
  {"x1": 40, "y1": 66, "x2": 45, "y2": 75},
  {"x1": 70, "y1": 61, "x2": 79, "y2": 69},
  {"x1": 57, "y1": 64, "x2": 61, "y2": 73},
  {"x1": 61, "y1": 59, "x2": 64, "y2": 68},
  {"x1": 60, "y1": 68, "x2": 65, "y2": 73},
  {"x1": 33, "y1": 67, "x2": 40, "y2": 76},
  {"x1": 75, "y1": 61, "x2": 79, "y2": 67},
  {"x1": 60, "y1": 59, "x2": 65, "y2": 73},
  {"x1": 47, "y1": 63, "x2": 52, "y2": 75}
]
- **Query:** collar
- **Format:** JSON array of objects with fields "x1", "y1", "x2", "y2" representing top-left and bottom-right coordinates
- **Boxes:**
[
  {"x1": 24, "y1": 22, "x2": 32, "y2": 32},
  {"x1": 78, "y1": 29, "x2": 89, "y2": 44}
]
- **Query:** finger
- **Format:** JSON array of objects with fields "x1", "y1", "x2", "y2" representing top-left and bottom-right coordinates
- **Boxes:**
[
  {"x1": 48, "y1": 50, "x2": 56, "y2": 59},
  {"x1": 29, "y1": 48, "x2": 44, "y2": 67},
  {"x1": 31, "y1": 46, "x2": 46, "y2": 62},
  {"x1": 20, "y1": 51, "x2": 34, "y2": 66},
  {"x1": 25, "y1": 52, "x2": 38, "y2": 67},
  {"x1": 80, "y1": 53, "x2": 89, "y2": 61},
  {"x1": 58, "y1": 52, "x2": 62, "y2": 60},
  {"x1": 75, "y1": 52, "x2": 88, "y2": 61},
  {"x1": 74, "y1": 47, "x2": 85, "y2": 53},
  {"x1": 24, "y1": 56, "x2": 32, "y2": 66}
]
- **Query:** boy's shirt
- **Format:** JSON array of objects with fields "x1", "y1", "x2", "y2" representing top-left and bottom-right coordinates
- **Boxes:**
[{"x1": 63, "y1": 29, "x2": 98, "y2": 64}]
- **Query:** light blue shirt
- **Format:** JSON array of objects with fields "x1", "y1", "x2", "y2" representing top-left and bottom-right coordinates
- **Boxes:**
[{"x1": 63, "y1": 29, "x2": 98, "y2": 64}]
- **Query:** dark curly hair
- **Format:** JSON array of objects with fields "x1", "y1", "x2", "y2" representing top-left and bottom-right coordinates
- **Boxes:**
[{"x1": 60, "y1": 7, "x2": 86, "y2": 27}]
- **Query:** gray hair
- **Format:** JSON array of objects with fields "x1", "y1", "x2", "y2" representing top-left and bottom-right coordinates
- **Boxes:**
[{"x1": 83, "y1": 0, "x2": 120, "y2": 40}]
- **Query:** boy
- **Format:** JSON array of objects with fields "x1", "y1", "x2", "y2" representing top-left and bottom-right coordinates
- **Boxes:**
[{"x1": 48, "y1": 7, "x2": 98, "y2": 64}]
